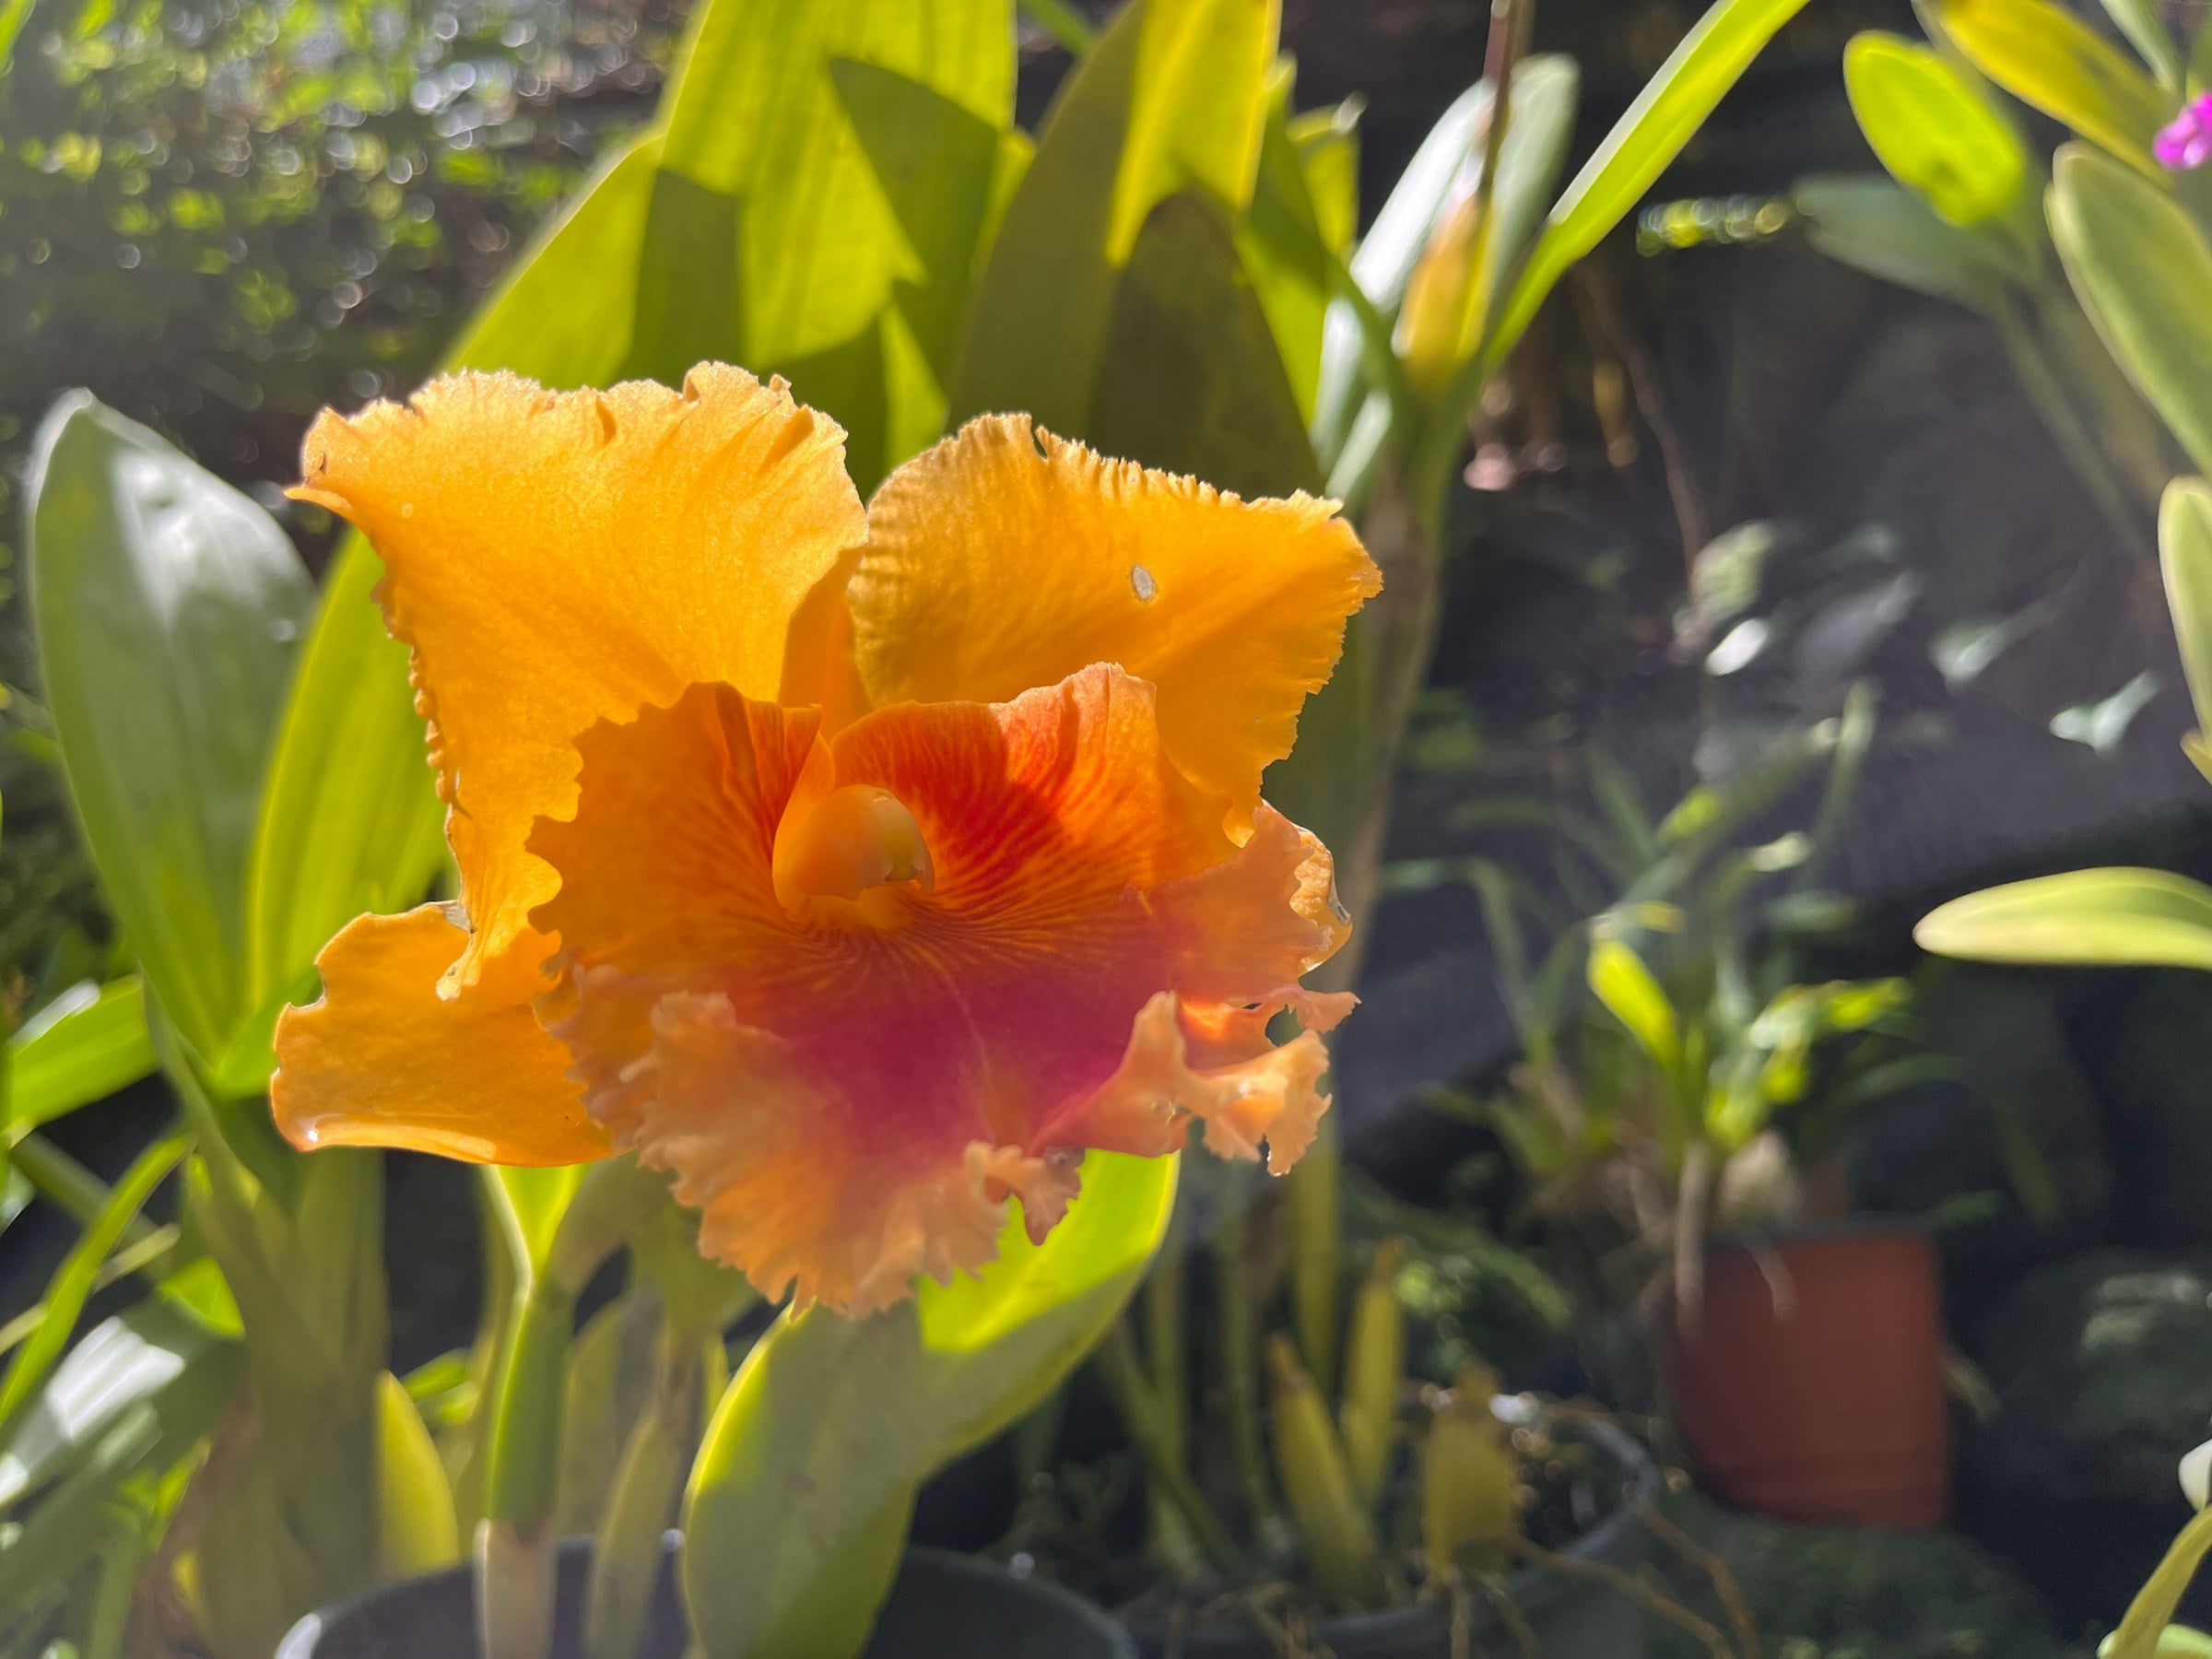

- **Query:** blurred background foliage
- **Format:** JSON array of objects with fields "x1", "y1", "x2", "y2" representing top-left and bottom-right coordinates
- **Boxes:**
[{"x1": 0, "y1": 0, "x2": 679, "y2": 1018}]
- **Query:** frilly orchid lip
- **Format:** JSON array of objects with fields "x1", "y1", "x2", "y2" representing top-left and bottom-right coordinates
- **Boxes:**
[{"x1": 270, "y1": 365, "x2": 1380, "y2": 1315}]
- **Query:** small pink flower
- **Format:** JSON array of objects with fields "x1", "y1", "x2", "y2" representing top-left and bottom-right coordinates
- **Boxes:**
[{"x1": 2156, "y1": 94, "x2": 2212, "y2": 170}]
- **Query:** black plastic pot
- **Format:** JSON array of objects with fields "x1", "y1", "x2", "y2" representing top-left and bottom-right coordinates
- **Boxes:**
[
  {"x1": 276, "y1": 1543, "x2": 1135, "y2": 1659},
  {"x1": 1124, "y1": 1422, "x2": 1659, "y2": 1659}
]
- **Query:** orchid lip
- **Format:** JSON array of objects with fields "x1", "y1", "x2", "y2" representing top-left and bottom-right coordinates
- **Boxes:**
[{"x1": 780, "y1": 782, "x2": 935, "y2": 905}]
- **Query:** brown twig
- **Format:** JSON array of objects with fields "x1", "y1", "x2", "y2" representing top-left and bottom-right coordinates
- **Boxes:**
[
  {"x1": 1631, "y1": 1496, "x2": 1762, "y2": 1659},
  {"x1": 1509, "y1": 1537, "x2": 1736, "y2": 1659}
]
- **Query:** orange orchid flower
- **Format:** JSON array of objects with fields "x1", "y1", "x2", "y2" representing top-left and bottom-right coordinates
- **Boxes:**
[{"x1": 271, "y1": 365, "x2": 1381, "y2": 1316}]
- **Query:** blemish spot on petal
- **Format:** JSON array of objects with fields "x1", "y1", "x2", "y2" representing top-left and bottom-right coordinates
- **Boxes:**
[
  {"x1": 1130, "y1": 564, "x2": 1158, "y2": 603},
  {"x1": 399, "y1": 501, "x2": 415, "y2": 519}
]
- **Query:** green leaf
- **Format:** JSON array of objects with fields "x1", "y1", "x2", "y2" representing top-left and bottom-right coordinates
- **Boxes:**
[
  {"x1": 1936, "y1": 0, "x2": 2171, "y2": 174},
  {"x1": 1794, "y1": 173, "x2": 2013, "y2": 310},
  {"x1": 1241, "y1": 76, "x2": 1335, "y2": 422},
  {"x1": 28, "y1": 396, "x2": 313, "y2": 1064},
  {"x1": 1586, "y1": 936, "x2": 1680, "y2": 1070},
  {"x1": 1916, "y1": 867, "x2": 2212, "y2": 967},
  {"x1": 2052, "y1": 143, "x2": 2212, "y2": 477},
  {"x1": 3, "y1": 978, "x2": 154, "y2": 1135},
  {"x1": 0, "y1": 1130, "x2": 188, "y2": 1447},
  {"x1": 245, "y1": 132, "x2": 666, "y2": 1020},
  {"x1": 1313, "y1": 77, "x2": 1490, "y2": 455},
  {"x1": 1089, "y1": 191, "x2": 1318, "y2": 498},
  {"x1": 0, "y1": 1297, "x2": 240, "y2": 1514},
  {"x1": 2101, "y1": 0, "x2": 2183, "y2": 90},
  {"x1": 952, "y1": 0, "x2": 1277, "y2": 439},
  {"x1": 649, "y1": 0, "x2": 1014, "y2": 489},
  {"x1": 376, "y1": 1370, "x2": 461, "y2": 1577},
  {"x1": 2161, "y1": 477, "x2": 2212, "y2": 772},
  {"x1": 683, "y1": 1152, "x2": 1175, "y2": 1659},
  {"x1": 1844, "y1": 31, "x2": 2028, "y2": 227},
  {"x1": 1486, "y1": 0, "x2": 1811, "y2": 371}
]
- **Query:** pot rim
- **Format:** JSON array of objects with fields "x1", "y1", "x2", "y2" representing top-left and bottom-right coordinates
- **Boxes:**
[{"x1": 275, "y1": 1542, "x2": 1133, "y2": 1658}]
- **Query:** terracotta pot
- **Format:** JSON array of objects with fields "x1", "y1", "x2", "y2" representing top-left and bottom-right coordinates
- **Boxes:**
[
  {"x1": 1666, "y1": 1222, "x2": 1949, "y2": 1527},
  {"x1": 1123, "y1": 1421, "x2": 1657, "y2": 1659},
  {"x1": 276, "y1": 1543, "x2": 1133, "y2": 1659}
]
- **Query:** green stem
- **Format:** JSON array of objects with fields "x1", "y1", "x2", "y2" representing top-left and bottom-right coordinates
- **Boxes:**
[
  {"x1": 479, "y1": 1277, "x2": 574, "y2": 1659},
  {"x1": 1990, "y1": 287, "x2": 2158, "y2": 564},
  {"x1": 1018, "y1": 0, "x2": 1094, "y2": 53},
  {"x1": 1213, "y1": 1186, "x2": 1277, "y2": 1536},
  {"x1": 2111, "y1": 1503, "x2": 2212, "y2": 1659},
  {"x1": 586, "y1": 1325, "x2": 694, "y2": 1659},
  {"x1": 7, "y1": 1131, "x2": 162, "y2": 1244},
  {"x1": 1144, "y1": 1190, "x2": 1187, "y2": 1465},
  {"x1": 1096, "y1": 1320, "x2": 1239, "y2": 1571}
]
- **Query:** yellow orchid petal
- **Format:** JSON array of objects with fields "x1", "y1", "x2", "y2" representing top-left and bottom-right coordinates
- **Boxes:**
[
  {"x1": 271, "y1": 906, "x2": 606, "y2": 1166},
  {"x1": 293, "y1": 366, "x2": 866, "y2": 984},
  {"x1": 850, "y1": 415, "x2": 1381, "y2": 828}
]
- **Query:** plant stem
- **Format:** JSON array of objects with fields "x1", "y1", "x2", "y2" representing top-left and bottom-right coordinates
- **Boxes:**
[
  {"x1": 1095, "y1": 1320, "x2": 1239, "y2": 1571},
  {"x1": 586, "y1": 1323, "x2": 693, "y2": 1659},
  {"x1": 1145, "y1": 1188, "x2": 1187, "y2": 1465},
  {"x1": 1018, "y1": 0, "x2": 1094, "y2": 53},
  {"x1": 1213, "y1": 1186, "x2": 1277, "y2": 1537},
  {"x1": 478, "y1": 1276, "x2": 574, "y2": 1659}
]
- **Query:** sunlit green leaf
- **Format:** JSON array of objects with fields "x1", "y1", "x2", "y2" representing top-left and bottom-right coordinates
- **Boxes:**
[
  {"x1": 1090, "y1": 191, "x2": 1317, "y2": 497},
  {"x1": 2052, "y1": 144, "x2": 2212, "y2": 477},
  {"x1": 1917, "y1": 867, "x2": 2212, "y2": 967},
  {"x1": 0, "y1": 1297, "x2": 238, "y2": 1515},
  {"x1": 376, "y1": 1370, "x2": 461, "y2": 1577},
  {"x1": 1936, "y1": 0, "x2": 2171, "y2": 174},
  {"x1": 953, "y1": 0, "x2": 1276, "y2": 439},
  {"x1": 0, "y1": 1130, "x2": 188, "y2": 1446},
  {"x1": 1844, "y1": 31, "x2": 2028, "y2": 227},
  {"x1": 2162, "y1": 479, "x2": 2212, "y2": 779},
  {"x1": 1486, "y1": 0, "x2": 1811, "y2": 372},
  {"x1": 683, "y1": 1153, "x2": 1174, "y2": 1659},
  {"x1": 1586, "y1": 936, "x2": 1680, "y2": 1070},
  {"x1": 28, "y1": 397, "x2": 313, "y2": 1065},
  {"x1": 2100, "y1": 0, "x2": 2183, "y2": 90},
  {"x1": 650, "y1": 0, "x2": 1014, "y2": 488},
  {"x1": 3, "y1": 978, "x2": 154, "y2": 1135}
]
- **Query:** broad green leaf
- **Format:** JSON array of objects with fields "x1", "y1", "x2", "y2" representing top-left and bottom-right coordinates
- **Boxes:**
[
  {"x1": 1487, "y1": 0, "x2": 1812, "y2": 372},
  {"x1": 649, "y1": 0, "x2": 1014, "y2": 488},
  {"x1": 1587, "y1": 936, "x2": 1680, "y2": 1070},
  {"x1": 1090, "y1": 191, "x2": 1318, "y2": 498},
  {"x1": 0, "y1": 1297, "x2": 239, "y2": 1514},
  {"x1": 1936, "y1": 0, "x2": 2171, "y2": 174},
  {"x1": 1917, "y1": 867, "x2": 2212, "y2": 967},
  {"x1": 2101, "y1": 0, "x2": 2183, "y2": 90},
  {"x1": 3, "y1": 978, "x2": 154, "y2": 1134},
  {"x1": 953, "y1": 0, "x2": 1277, "y2": 438},
  {"x1": 1288, "y1": 101, "x2": 1359, "y2": 256},
  {"x1": 0, "y1": 1130, "x2": 188, "y2": 1446},
  {"x1": 1794, "y1": 173, "x2": 2012, "y2": 310},
  {"x1": 376, "y1": 1370, "x2": 461, "y2": 1577},
  {"x1": 28, "y1": 397, "x2": 313, "y2": 1064},
  {"x1": 2161, "y1": 477, "x2": 2212, "y2": 773},
  {"x1": 683, "y1": 1152, "x2": 1175, "y2": 1659},
  {"x1": 245, "y1": 132, "x2": 665, "y2": 1020},
  {"x1": 1241, "y1": 75, "x2": 1335, "y2": 422},
  {"x1": 1844, "y1": 32, "x2": 2028, "y2": 227},
  {"x1": 2052, "y1": 144, "x2": 2212, "y2": 477}
]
